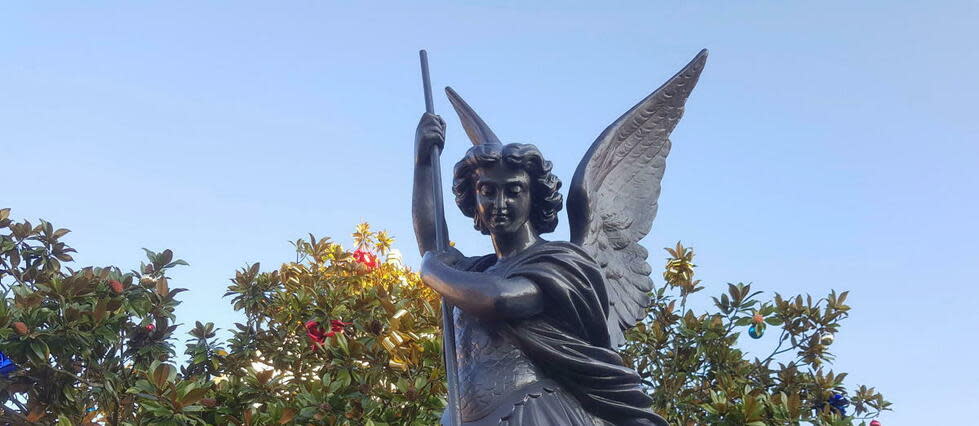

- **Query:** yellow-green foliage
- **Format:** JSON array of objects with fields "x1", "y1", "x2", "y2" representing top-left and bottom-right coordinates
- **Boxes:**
[
  {"x1": 212, "y1": 223, "x2": 445, "y2": 424},
  {"x1": 0, "y1": 209, "x2": 889, "y2": 425},
  {"x1": 621, "y1": 243, "x2": 890, "y2": 425}
]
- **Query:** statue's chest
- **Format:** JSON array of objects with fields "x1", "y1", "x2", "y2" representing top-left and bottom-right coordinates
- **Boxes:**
[{"x1": 453, "y1": 307, "x2": 544, "y2": 422}]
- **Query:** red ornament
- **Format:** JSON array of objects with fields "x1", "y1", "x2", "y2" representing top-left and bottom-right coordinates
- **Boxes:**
[
  {"x1": 145, "y1": 324, "x2": 155, "y2": 332},
  {"x1": 870, "y1": 421, "x2": 881, "y2": 426},
  {"x1": 305, "y1": 321, "x2": 327, "y2": 346},
  {"x1": 352, "y1": 249, "x2": 379, "y2": 270},
  {"x1": 305, "y1": 320, "x2": 352, "y2": 350},
  {"x1": 327, "y1": 319, "x2": 352, "y2": 337}
]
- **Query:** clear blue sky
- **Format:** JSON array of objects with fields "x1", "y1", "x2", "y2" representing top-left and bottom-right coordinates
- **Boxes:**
[{"x1": 3, "y1": 2, "x2": 976, "y2": 424}]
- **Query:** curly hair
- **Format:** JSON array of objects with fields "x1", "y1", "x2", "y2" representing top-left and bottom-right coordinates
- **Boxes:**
[{"x1": 452, "y1": 143, "x2": 563, "y2": 235}]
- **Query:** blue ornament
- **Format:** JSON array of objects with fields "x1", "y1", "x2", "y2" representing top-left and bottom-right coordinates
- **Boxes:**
[
  {"x1": 0, "y1": 351, "x2": 18, "y2": 377},
  {"x1": 748, "y1": 323, "x2": 764, "y2": 339},
  {"x1": 830, "y1": 393, "x2": 849, "y2": 411},
  {"x1": 86, "y1": 407, "x2": 97, "y2": 413},
  {"x1": 816, "y1": 393, "x2": 850, "y2": 416}
]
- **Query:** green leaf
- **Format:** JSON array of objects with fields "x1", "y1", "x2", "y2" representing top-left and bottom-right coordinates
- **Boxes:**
[
  {"x1": 337, "y1": 333, "x2": 350, "y2": 355},
  {"x1": 765, "y1": 317, "x2": 784, "y2": 326},
  {"x1": 142, "y1": 248, "x2": 158, "y2": 261},
  {"x1": 339, "y1": 369, "x2": 352, "y2": 388},
  {"x1": 30, "y1": 341, "x2": 48, "y2": 363},
  {"x1": 180, "y1": 386, "x2": 209, "y2": 406},
  {"x1": 151, "y1": 362, "x2": 174, "y2": 389}
]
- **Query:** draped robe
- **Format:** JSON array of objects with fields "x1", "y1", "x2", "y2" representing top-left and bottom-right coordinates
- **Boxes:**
[{"x1": 448, "y1": 240, "x2": 667, "y2": 426}]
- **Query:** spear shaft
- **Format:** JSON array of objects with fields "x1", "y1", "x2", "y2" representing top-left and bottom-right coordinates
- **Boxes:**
[{"x1": 419, "y1": 49, "x2": 461, "y2": 426}]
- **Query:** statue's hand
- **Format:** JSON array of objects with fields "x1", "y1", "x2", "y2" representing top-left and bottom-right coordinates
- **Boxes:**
[
  {"x1": 421, "y1": 247, "x2": 464, "y2": 270},
  {"x1": 415, "y1": 112, "x2": 446, "y2": 165},
  {"x1": 421, "y1": 249, "x2": 542, "y2": 319},
  {"x1": 420, "y1": 248, "x2": 465, "y2": 292}
]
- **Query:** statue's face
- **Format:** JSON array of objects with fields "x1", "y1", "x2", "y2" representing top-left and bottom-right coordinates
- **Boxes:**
[{"x1": 474, "y1": 163, "x2": 533, "y2": 236}]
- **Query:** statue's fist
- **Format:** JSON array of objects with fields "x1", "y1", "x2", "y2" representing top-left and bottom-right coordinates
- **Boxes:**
[
  {"x1": 419, "y1": 247, "x2": 466, "y2": 291},
  {"x1": 415, "y1": 113, "x2": 446, "y2": 164}
]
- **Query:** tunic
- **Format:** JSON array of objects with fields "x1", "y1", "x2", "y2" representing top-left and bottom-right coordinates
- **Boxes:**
[{"x1": 443, "y1": 241, "x2": 667, "y2": 426}]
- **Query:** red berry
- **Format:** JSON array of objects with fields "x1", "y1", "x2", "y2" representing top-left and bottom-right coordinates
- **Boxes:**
[{"x1": 145, "y1": 324, "x2": 155, "y2": 332}]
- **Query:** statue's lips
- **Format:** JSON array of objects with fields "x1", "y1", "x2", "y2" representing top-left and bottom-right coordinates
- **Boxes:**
[{"x1": 489, "y1": 214, "x2": 509, "y2": 225}]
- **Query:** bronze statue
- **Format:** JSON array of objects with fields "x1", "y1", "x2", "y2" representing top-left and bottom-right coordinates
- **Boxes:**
[{"x1": 413, "y1": 50, "x2": 707, "y2": 426}]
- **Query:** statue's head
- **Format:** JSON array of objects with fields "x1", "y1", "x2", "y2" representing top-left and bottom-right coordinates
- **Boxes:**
[
  {"x1": 452, "y1": 143, "x2": 562, "y2": 236},
  {"x1": 443, "y1": 86, "x2": 562, "y2": 235}
]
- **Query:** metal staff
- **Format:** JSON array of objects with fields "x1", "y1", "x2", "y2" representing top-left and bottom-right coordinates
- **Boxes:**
[{"x1": 420, "y1": 49, "x2": 461, "y2": 426}]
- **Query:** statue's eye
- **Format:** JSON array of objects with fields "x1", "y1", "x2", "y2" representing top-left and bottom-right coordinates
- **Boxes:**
[
  {"x1": 508, "y1": 184, "x2": 523, "y2": 194},
  {"x1": 478, "y1": 186, "x2": 494, "y2": 196}
]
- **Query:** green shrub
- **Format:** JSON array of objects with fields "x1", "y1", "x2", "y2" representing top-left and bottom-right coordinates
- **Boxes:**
[{"x1": 0, "y1": 209, "x2": 889, "y2": 425}]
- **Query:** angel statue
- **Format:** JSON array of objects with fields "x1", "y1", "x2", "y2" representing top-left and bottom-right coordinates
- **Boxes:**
[{"x1": 412, "y1": 50, "x2": 707, "y2": 426}]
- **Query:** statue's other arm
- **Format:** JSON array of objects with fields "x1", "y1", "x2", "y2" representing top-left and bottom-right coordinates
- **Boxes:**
[
  {"x1": 420, "y1": 252, "x2": 543, "y2": 320},
  {"x1": 412, "y1": 113, "x2": 449, "y2": 256}
]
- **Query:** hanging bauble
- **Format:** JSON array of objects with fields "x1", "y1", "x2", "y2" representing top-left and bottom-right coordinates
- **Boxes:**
[
  {"x1": 305, "y1": 321, "x2": 327, "y2": 347},
  {"x1": 0, "y1": 351, "x2": 18, "y2": 377},
  {"x1": 828, "y1": 393, "x2": 849, "y2": 415},
  {"x1": 820, "y1": 332, "x2": 834, "y2": 345},
  {"x1": 352, "y1": 248, "x2": 379, "y2": 270},
  {"x1": 870, "y1": 420, "x2": 881, "y2": 426},
  {"x1": 813, "y1": 392, "x2": 850, "y2": 416},
  {"x1": 748, "y1": 323, "x2": 765, "y2": 339}
]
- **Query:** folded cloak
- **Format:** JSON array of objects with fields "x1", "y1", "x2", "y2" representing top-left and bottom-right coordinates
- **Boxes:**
[{"x1": 461, "y1": 240, "x2": 665, "y2": 425}]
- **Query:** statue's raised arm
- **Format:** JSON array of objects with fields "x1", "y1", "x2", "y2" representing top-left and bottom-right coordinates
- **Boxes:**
[
  {"x1": 419, "y1": 50, "x2": 707, "y2": 426},
  {"x1": 567, "y1": 49, "x2": 708, "y2": 347}
]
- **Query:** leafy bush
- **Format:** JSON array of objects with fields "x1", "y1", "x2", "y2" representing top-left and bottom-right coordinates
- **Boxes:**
[
  {"x1": 0, "y1": 209, "x2": 889, "y2": 425},
  {"x1": 622, "y1": 243, "x2": 890, "y2": 425},
  {"x1": 208, "y1": 224, "x2": 445, "y2": 424},
  {"x1": 0, "y1": 208, "x2": 210, "y2": 424}
]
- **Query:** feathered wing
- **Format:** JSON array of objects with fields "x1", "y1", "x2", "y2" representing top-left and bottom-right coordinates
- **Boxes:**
[{"x1": 567, "y1": 50, "x2": 708, "y2": 347}]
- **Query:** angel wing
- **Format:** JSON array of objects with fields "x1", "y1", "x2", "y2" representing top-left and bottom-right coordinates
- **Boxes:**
[{"x1": 567, "y1": 50, "x2": 707, "y2": 347}]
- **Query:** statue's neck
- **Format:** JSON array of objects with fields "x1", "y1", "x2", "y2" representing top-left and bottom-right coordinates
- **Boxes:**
[{"x1": 490, "y1": 223, "x2": 541, "y2": 260}]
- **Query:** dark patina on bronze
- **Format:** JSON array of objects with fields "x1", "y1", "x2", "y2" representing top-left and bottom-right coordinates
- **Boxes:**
[{"x1": 413, "y1": 50, "x2": 708, "y2": 426}]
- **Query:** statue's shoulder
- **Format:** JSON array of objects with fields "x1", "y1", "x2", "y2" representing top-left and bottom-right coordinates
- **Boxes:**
[
  {"x1": 457, "y1": 253, "x2": 496, "y2": 272},
  {"x1": 537, "y1": 239, "x2": 585, "y2": 251},
  {"x1": 457, "y1": 241, "x2": 594, "y2": 272},
  {"x1": 524, "y1": 240, "x2": 599, "y2": 266}
]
